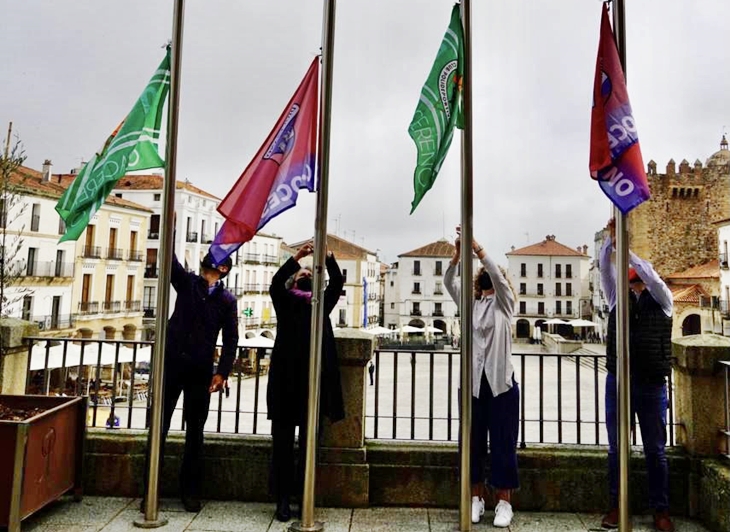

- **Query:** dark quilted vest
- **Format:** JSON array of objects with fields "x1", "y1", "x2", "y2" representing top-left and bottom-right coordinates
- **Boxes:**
[{"x1": 606, "y1": 290, "x2": 672, "y2": 383}]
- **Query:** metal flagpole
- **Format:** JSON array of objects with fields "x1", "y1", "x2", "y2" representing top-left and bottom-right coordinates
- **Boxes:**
[
  {"x1": 289, "y1": 1, "x2": 336, "y2": 531},
  {"x1": 611, "y1": 1, "x2": 632, "y2": 531},
  {"x1": 134, "y1": 0, "x2": 185, "y2": 528},
  {"x1": 459, "y1": 1, "x2": 474, "y2": 531}
]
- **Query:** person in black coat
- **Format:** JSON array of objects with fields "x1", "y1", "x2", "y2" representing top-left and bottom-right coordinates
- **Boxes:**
[
  {"x1": 143, "y1": 251, "x2": 238, "y2": 513},
  {"x1": 267, "y1": 241, "x2": 345, "y2": 522}
]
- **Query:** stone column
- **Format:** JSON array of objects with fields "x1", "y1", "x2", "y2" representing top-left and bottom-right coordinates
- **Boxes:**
[
  {"x1": 317, "y1": 328, "x2": 374, "y2": 507},
  {"x1": 672, "y1": 334, "x2": 730, "y2": 456},
  {"x1": 0, "y1": 318, "x2": 39, "y2": 394}
]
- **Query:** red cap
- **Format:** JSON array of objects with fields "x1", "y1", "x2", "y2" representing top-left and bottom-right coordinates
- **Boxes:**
[{"x1": 628, "y1": 267, "x2": 641, "y2": 283}]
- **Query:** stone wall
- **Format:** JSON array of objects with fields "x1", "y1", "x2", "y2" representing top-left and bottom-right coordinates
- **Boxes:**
[{"x1": 628, "y1": 146, "x2": 730, "y2": 278}]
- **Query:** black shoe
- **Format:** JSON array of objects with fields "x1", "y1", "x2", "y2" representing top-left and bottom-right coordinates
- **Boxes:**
[
  {"x1": 275, "y1": 499, "x2": 291, "y2": 522},
  {"x1": 182, "y1": 497, "x2": 202, "y2": 513}
]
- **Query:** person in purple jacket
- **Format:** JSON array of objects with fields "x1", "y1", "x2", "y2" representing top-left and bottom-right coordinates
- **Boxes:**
[{"x1": 142, "y1": 251, "x2": 238, "y2": 512}]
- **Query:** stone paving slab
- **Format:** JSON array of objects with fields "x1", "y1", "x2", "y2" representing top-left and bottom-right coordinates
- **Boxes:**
[{"x1": 14, "y1": 497, "x2": 713, "y2": 531}]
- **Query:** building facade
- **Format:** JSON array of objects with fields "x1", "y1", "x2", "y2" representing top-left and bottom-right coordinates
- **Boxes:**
[
  {"x1": 2, "y1": 163, "x2": 76, "y2": 335},
  {"x1": 628, "y1": 137, "x2": 730, "y2": 278},
  {"x1": 289, "y1": 234, "x2": 381, "y2": 330},
  {"x1": 506, "y1": 235, "x2": 591, "y2": 339},
  {"x1": 384, "y1": 239, "x2": 464, "y2": 337}
]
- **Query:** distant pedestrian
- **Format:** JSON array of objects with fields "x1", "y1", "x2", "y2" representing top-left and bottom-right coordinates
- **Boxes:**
[
  {"x1": 445, "y1": 226, "x2": 519, "y2": 528},
  {"x1": 599, "y1": 218, "x2": 674, "y2": 532},
  {"x1": 368, "y1": 360, "x2": 375, "y2": 386}
]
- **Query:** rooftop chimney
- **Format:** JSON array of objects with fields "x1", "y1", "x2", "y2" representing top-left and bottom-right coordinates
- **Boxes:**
[{"x1": 42, "y1": 159, "x2": 52, "y2": 182}]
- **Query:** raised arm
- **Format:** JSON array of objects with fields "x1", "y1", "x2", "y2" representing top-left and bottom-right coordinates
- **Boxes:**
[
  {"x1": 444, "y1": 232, "x2": 462, "y2": 305},
  {"x1": 472, "y1": 236, "x2": 514, "y2": 315},
  {"x1": 270, "y1": 257, "x2": 302, "y2": 311},
  {"x1": 629, "y1": 252, "x2": 673, "y2": 317},
  {"x1": 599, "y1": 235, "x2": 617, "y2": 311},
  {"x1": 324, "y1": 253, "x2": 344, "y2": 314},
  {"x1": 170, "y1": 253, "x2": 188, "y2": 291}
]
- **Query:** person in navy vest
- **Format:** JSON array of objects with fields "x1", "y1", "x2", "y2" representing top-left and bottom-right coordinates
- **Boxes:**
[
  {"x1": 599, "y1": 218, "x2": 674, "y2": 532},
  {"x1": 143, "y1": 251, "x2": 238, "y2": 513},
  {"x1": 267, "y1": 241, "x2": 345, "y2": 522}
]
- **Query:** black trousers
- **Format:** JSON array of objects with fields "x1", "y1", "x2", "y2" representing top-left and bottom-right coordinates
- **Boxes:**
[
  {"x1": 271, "y1": 418, "x2": 309, "y2": 502},
  {"x1": 145, "y1": 357, "x2": 211, "y2": 499}
]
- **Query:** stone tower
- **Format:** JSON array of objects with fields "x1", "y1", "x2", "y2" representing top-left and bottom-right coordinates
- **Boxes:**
[{"x1": 628, "y1": 136, "x2": 730, "y2": 277}]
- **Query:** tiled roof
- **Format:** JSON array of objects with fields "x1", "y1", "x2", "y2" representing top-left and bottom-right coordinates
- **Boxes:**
[
  {"x1": 288, "y1": 234, "x2": 377, "y2": 261},
  {"x1": 507, "y1": 236, "x2": 587, "y2": 257},
  {"x1": 399, "y1": 239, "x2": 455, "y2": 258},
  {"x1": 11, "y1": 166, "x2": 152, "y2": 212},
  {"x1": 96, "y1": 173, "x2": 221, "y2": 201},
  {"x1": 670, "y1": 284, "x2": 709, "y2": 304},
  {"x1": 666, "y1": 259, "x2": 719, "y2": 280}
]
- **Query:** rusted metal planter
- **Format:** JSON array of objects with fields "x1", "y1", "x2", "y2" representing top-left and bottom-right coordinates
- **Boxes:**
[{"x1": 0, "y1": 395, "x2": 86, "y2": 532}]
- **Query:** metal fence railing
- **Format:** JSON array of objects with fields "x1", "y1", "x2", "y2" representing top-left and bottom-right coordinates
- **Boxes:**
[
  {"x1": 22, "y1": 339, "x2": 684, "y2": 448},
  {"x1": 23, "y1": 337, "x2": 273, "y2": 435},
  {"x1": 367, "y1": 348, "x2": 679, "y2": 447}
]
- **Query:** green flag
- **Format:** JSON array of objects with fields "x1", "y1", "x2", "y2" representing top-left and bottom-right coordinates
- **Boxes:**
[
  {"x1": 408, "y1": 5, "x2": 464, "y2": 214},
  {"x1": 56, "y1": 49, "x2": 171, "y2": 242}
]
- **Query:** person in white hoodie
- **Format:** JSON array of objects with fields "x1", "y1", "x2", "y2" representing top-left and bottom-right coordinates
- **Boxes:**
[{"x1": 445, "y1": 226, "x2": 519, "y2": 528}]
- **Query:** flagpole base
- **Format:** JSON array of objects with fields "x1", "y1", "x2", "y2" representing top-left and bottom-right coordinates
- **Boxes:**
[
  {"x1": 133, "y1": 516, "x2": 169, "y2": 529},
  {"x1": 288, "y1": 520, "x2": 324, "y2": 532}
]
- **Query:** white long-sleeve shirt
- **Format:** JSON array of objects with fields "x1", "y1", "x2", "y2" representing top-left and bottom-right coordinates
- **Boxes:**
[
  {"x1": 599, "y1": 236, "x2": 673, "y2": 317},
  {"x1": 445, "y1": 253, "x2": 515, "y2": 398}
]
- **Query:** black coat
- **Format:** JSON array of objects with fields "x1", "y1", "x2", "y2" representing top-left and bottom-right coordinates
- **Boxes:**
[
  {"x1": 266, "y1": 255, "x2": 345, "y2": 424},
  {"x1": 166, "y1": 254, "x2": 239, "y2": 379}
]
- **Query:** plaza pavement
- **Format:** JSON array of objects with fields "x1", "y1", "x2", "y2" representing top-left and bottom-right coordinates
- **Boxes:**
[{"x1": 18, "y1": 496, "x2": 711, "y2": 532}]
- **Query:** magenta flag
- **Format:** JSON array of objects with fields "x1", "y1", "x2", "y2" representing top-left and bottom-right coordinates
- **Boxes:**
[
  {"x1": 589, "y1": 3, "x2": 650, "y2": 214},
  {"x1": 210, "y1": 58, "x2": 319, "y2": 264}
]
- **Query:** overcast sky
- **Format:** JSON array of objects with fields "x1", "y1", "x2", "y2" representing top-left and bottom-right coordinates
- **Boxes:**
[{"x1": 3, "y1": 0, "x2": 729, "y2": 265}]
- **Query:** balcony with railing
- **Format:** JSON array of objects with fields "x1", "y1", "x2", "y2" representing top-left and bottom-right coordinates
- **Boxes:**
[
  {"x1": 229, "y1": 287, "x2": 245, "y2": 298},
  {"x1": 412, "y1": 269, "x2": 422, "y2": 276},
  {"x1": 102, "y1": 300, "x2": 122, "y2": 313},
  {"x1": 124, "y1": 300, "x2": 141, "y2": 312},
  {"x1": 262, "y1": 254, "x2": 278, "y2": 265},
  {"x1": 148, "y1": 230, "x2": 159, "y2": 240},
  {"x1": 432, "y1": 310, "x2": 444, "y2": 317},
  {"x1": 411, "y1": 289, "x2": 421, "y2": 295},
  {"x1": 243, "y1": 283, "x2": 262, "y2": 294},
  {"x1": 106, "y1": 248, "x2": 125, "y2": 261},
  {"x1": 720, "y1": 253, "x2": 729, "y2": 269},
  {"x1": 186, "y1": 231, "x2": 198, "y2": 243},
  {"x1": 244, "y1": 253, "x2": 260, "y2": 264},
  {"x1": 10, "y1": 327, "x2": 728, "y2": 530},
  {"x1": 20, "y1": 261, "x2": 74, "y2": 278},
  {"x1": 128, "y1": 250, "x2": 143, "y2": 262},
  {"x1": 410, "y1": 309, "x2": 422, "y2": 316},
  {"x1": 78, "y1": 301, "x2": 99, "y2": 315},
  {"x1": 201, "y1": 233, "x2": 212, "y2": 244},
  {"x1": 31, "y1": 314, "x2": 76, "y2": 331},
  {"x1": 143, "y1": 307, "x2": 155, "y2": 318},
  {"x1": 144, "y1": 265, "x2": 158, "y2": 279},
  {"x1": 82, "y1": 245, "x2": 102, "y2": 259}
]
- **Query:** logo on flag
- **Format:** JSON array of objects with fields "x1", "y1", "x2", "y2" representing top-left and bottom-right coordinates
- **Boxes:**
[
  {"x1": 589, "y1": 3, "x2": 650, "y2": 214},
  {"x1": 209, "y1": 58, "x2": 320, "y2": 265}
]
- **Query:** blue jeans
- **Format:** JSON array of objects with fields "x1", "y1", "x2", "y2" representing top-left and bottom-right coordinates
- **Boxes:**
[{"x1": 605, "y1": 373, "x2": 669, "y2": 510}]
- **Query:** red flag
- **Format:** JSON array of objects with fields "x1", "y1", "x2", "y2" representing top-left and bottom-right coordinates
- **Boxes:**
[
  {"x1": 589, "y1": 3, "x2": 650, "y2": 214},
  {"x1": 211, "y1": 58, "x2": 319, "y2": 262}
]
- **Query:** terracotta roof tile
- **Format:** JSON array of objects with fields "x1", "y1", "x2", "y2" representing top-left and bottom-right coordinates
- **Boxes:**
[
  {"x1": 399, "y1": 239, "x2": 455, "y2": 258},
  {"x1": 11, "y1": 166, "x2": 151, "y2": 212},
  {"x1": 92, "y1": 173, "x2": 221, "y2": 200},
  {"x1": 670, "y1": 284, "x2": 709, "y2": 304},
  {"x1": 289, "y1": 234, "x2": 377, "y2": 259},
  {"x1": 506, "y1": 236, "x2": 588, "y2": 257},
  {"x1": 666, "y1": 259, "x2": 719, "y2": 279}
]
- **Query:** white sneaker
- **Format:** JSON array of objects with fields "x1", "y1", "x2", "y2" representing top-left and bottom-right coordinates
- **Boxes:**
[
  {"x1": 471, "y1": 496, "x2": 485, "y2": 524},
  {"x1": 493, "y1": 499, "x2": 513, "y2": 528}
]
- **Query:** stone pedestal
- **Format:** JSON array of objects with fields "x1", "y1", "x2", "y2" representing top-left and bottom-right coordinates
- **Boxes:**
[
  {"x1": 0, "y1": 318, "x2": 39, "y2": 394},
  {"x1": 672, "y1": 334, "x2": 730, "y2": 456},
  {"x1": 316, "y1": 328, "x2": 374, "y2": 507}
]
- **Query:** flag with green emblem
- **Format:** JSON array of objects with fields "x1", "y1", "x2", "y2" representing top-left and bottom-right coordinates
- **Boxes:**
[
  {"x1": 408, "y1": 4, "x2": 464, "y2": 214},
  {"x1": 56, "y1": 48, "x2": 171, "y2": 242}
]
